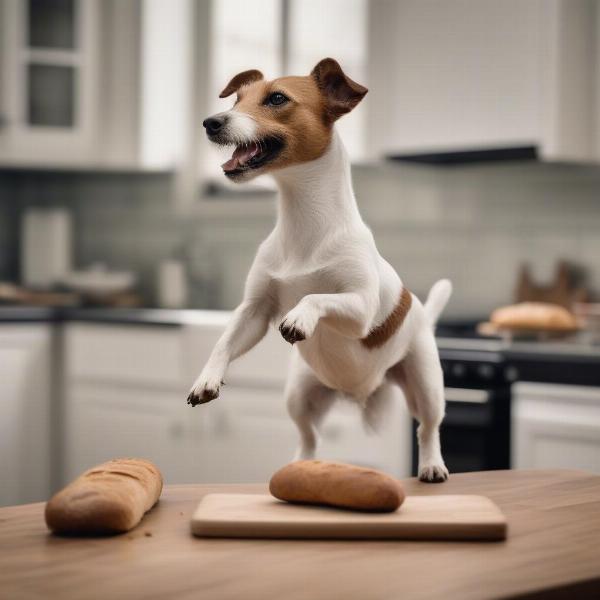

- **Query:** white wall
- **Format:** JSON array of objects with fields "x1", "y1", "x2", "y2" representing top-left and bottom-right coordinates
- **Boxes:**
[
  {"x1": 4, "y1": 161, "x2": 600, "y2": 317},
  {"x1": 190, "y1": 161, "x2": 600, "y2": 318}
]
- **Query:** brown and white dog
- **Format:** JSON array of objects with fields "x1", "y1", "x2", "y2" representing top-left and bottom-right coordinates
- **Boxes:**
[{"x1": 188, "y1": 58, "x2": 452, "y2": 482}]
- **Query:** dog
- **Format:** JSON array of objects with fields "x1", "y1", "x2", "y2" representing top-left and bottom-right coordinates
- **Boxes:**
[{"x1": 188, "y1": 58, "x2": 452, "y2": 482}]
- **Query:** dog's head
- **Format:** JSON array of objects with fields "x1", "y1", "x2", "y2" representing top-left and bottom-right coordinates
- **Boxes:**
[{"x1": 203, "y1": 58, "x2": 367, "y2": 182}]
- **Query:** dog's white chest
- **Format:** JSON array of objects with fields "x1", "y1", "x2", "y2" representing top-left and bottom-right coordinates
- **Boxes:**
[
  {"x1": 298, "y1": 335, "x2": 386, "y2": 399},
  {"x1": 270, "y1": 265, "x2": 333, "y2": 317}
]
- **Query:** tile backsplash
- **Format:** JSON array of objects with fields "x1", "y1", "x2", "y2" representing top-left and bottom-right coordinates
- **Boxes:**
[{"x1": 0, "y1": 160, "x2": 599, "y2": 317}]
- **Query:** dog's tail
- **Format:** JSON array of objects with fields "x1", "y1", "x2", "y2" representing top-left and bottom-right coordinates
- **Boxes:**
[{"x1": 423, "y1": 279, "x2": 452, "y2": 325}]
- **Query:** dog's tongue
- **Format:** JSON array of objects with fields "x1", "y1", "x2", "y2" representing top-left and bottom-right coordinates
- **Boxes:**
[{"x1": 222, "y1": 142, "x2": 260, "y2": 172}]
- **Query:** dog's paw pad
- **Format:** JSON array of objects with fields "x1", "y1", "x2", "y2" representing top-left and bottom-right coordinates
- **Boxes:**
[
  {"x1": 279, "y1": 321, "x2": 306, "y2": 345},
  {"x1": 186, "y1": 386, "x2": 219, "y2": 407},
  {"x1": 418, "y1": 464, "x2": 449, "y2": 483}
]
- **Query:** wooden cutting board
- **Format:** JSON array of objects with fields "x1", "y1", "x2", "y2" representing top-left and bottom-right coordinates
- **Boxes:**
[{"x1": 191, "y1": 493, "x2": 507, "y2": 541}]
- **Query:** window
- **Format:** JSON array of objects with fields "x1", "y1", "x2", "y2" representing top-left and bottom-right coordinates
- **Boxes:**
[
  {"x1": 24, "y1": 0, "x2": 80, "y2": 128},
  {"x1": 288, "y1": 0, "x2": 368, "y2": 161},
  {"x1": 201, "y1": 0, "x2": 368, "y2": 186},
  {"x1": 202, "y1": 0, "x2": 282, "y2": 183}
]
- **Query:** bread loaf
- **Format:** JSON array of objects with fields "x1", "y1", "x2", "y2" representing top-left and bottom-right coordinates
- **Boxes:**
[
  {"x1": 490, "y1": 302, "x2": 578, "y2": 331},
  {"x1": 269, "y1": 460, "x2": 405, "y2": 512},
  {"x1": 45, "y1": 458, "x2": 163, "y2": 534}
]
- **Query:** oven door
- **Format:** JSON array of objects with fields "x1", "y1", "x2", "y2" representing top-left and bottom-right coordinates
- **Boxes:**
[{"x1": 411, "y1": 386, "x2": 511, "y2": 475}]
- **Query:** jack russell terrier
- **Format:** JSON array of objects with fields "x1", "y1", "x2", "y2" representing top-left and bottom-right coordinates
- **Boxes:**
[{"x1": 188, "y1": 58, "x2": 451, "y2": 482}]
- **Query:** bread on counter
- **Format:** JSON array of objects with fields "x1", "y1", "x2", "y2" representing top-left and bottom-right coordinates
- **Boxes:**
[
  {"x1": 490, "y1": 302, "x2": 578, "y2": 331},
  {"x1": 45, "y1": 458, "x2": 163, "y2": 534},
  {"x1": 270, "y1": 460, "x2": 405, "y2": 512}
]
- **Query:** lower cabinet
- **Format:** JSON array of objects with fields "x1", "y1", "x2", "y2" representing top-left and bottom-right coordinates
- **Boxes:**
[
  {"x1": 62, "y1": 322, "x2": 411, "y2": 486},
  {"x1": 64, "y1": 385, "x2": 191, "y2": 484},
  {"x1": 0, "y1": 325, "x2": 52, "y2": 506},
  {"x1": 197, "y1": 386, "x2": 297, "y2": 483},
  {"x1": 62, "y1": 323, "x2": 300, "y2": 485},
  {"x1": 64, "y1": 383, "x2": 298, "y2": 485},
  {"x1": 513, "y1": 382, "x2": 600, "y2": 474}
]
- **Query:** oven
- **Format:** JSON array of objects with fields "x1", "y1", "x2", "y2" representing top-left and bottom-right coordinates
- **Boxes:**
[{"x1": 411, "y1": 342, "x2": 513, "y2": 475}]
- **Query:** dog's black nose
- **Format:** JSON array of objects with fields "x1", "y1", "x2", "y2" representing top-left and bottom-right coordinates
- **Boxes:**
[{"x1": 203, "y1": 116, "x2": 226, "y2": 136}]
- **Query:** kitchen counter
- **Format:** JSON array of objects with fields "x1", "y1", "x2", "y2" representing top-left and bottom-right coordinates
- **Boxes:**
[
  {"x1": 436, "y1": 334, "x2": 600, "y2": 363},
  {"x1": 0, "y1": 305, "x2": 231, "y2": 327},
  {"x1": 1, "y1": 469, "x2": 599, "y2": 599},
  {"x1": 437, "y1": 335, "x2": 600, "y2": 386},
  {"x1": 1, "y1": 305, "x2": 598, "y2": 354},
  {"x1": 1, "y1": 305, "x2": 599, "y2": 385},
  {"x1": 0, "y1": 305, "x2": 56, "y2": 322}
]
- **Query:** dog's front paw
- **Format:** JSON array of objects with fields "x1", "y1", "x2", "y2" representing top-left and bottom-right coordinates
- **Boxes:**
[
  {"x1": 279, "y1": 307, "x2": 319, "y2": 345},
  {"x1": 279, "y1": 321, "x2": 306, "y2": 344},
  {"x1": 187, "y1": 374, "x2": 222, "y2": 407},
  {"x1": 418, "y1": 463, "x2": 449, "y2": 483}
]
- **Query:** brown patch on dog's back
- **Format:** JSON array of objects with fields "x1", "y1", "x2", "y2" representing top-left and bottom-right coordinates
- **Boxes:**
[{"x1": 361, "y1": 287, "x2": 412, "y2": 349}]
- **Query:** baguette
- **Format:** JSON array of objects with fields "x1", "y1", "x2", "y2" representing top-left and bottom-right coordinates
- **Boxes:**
[
  {"x1": 45, "y1": 458, "x2": 163, "y2": 534},
  {"x1": 269, "y1": 460, "x2": 405, "y2": 512},
  {"x1": 490, "y1": 302, "x2": 578, "y2": 331}
]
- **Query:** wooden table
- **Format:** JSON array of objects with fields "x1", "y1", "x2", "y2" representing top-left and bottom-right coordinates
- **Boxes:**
[{"x1": 1, "y1": 469, "x2": 600, "y2": 599}]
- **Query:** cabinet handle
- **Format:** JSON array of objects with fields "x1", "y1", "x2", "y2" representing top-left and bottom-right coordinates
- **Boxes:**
[
  {"x1": 445, "y1": 387, "x2": 489, "y2": 404},
  {"x1": 169, "y1": 421, "x2": 184, "y2": 439},
  {"x1": 322, "y1": 424, "x2": 343, "y2": 440}
]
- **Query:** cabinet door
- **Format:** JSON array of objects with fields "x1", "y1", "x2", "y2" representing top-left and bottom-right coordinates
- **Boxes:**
[
  {"x1": 513, "y1": 383, "x2": 600, "y2": 473},
  {"x1": 64, "y1": 384, "x2": 195, "y2": 486},
  {"x1": 319, "y1": 392, "x2": 411, "y2": 477},
  {"x1": 198, "y1": 383, "x2": 412, "y2": 482},
  {"x1": 368, "y1": 0, "x2": 542, "y2": 156},
  {"x1": 0, "y1": 0, "x2": 99, "y2": 165},
  {"x1": 0, "y1": 325, "x2": 51, "y2": 506},
  {"x1": 196, "y1": 386, "x2": 297, "y2": 483}
]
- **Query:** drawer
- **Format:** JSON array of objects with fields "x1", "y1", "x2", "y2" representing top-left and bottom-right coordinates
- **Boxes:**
[
  {"x1": 227, "y1": 328, "x2": 292, "y2": 387},
  {"x1": 185, "y1": 322, "x2": 292, "y2": 387},
  {"x1": 65, "y1": 323, "x2": 184, "y2": 387},
  {"x1": 221, "y1": 386, "x2": 288, "y2": 419}
]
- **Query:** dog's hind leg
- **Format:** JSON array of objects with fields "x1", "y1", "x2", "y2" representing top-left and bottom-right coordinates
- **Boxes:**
[
  {"x1": 388, "y1": 329, "x2": 448, "y2": 483},
  {"x1": 362, "y1": 381, "x2": 397, "y2": 434},
  {"x1": 285, "y1": 348, "x2": 337, "y2": 461}
]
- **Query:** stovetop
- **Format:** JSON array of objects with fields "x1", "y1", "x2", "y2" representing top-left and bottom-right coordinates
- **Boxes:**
[{"x1": 436, "y1": 318, "x2": 600, "y2": 359}]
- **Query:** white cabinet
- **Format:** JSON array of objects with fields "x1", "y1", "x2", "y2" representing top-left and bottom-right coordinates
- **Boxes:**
[
  {"x1": 0, "y1": 0, "x2": 100, "y2": 166},
  {"x1": 64, "y1": 384, "x2": 194, "y2": 484},
  {"x1": 513, "y1": 382, "x2": 600, "y2": 474},
  {"x1": 63, "y1": 323, "x2": 301, "y2": 484},
  {"x1": 0, "y1": 0, "x2": 193, "y2": 169},
  {"x1": 0, "y1": 324, "x2": 52, "y2": 506},
  {"x1": 196, "y1": 386, "x2": 298, "y2": 483},
  {"x1": 63, "y1": 323, "x2": 194, "y2": 484},
  {"x1": 367, "y1": 0, "x2": 600, "y2": 162},
  {"x1": 63, "y1": 320, "x2": 412, "y2": 486},
  {"x1": 318, "y1": 393, "x2": 410, "y2": 476}
]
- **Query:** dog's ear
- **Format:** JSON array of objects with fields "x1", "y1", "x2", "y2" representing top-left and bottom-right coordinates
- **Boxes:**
[
  {"x1": 219, "y1": 69, "x2": 264, "y2": 98},
  {"x1": 311, "y1": 58, "x2": 368, "y2": 121}
]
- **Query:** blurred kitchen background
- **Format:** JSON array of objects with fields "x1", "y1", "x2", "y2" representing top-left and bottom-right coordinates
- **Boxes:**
[{"x1": 2, "y1": 0, "x2": 600, "y2": 506}]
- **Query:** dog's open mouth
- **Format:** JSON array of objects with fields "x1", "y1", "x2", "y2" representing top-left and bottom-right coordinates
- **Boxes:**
[{"x1": 221, "y1": 137, "x2": 284, "y2": 176}]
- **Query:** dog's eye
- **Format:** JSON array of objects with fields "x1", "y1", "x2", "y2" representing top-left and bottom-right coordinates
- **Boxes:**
[{"x1": 265, "y1": 92, "x2": 288, "y2": 107}]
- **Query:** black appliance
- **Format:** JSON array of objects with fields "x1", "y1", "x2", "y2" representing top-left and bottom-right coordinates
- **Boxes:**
[
  {"x1": 387, "y1": 145, "x2": 538, "y2": 166},
  {"x1": 411, "y1": 321, "x2": 514, "y2": 475}
]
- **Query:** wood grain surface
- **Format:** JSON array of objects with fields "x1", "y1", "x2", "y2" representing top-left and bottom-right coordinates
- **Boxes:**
[
  {"x1": 1, "y1": 469, "x2": 600, "y2": 600},
  {"x1": 191, "y1": 493, "x2": 507, "y2": 540}
]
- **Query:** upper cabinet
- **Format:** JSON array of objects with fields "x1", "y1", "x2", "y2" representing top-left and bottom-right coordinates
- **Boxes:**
[
  {"x1": 367, "y1": 0, "x2": 600, "y2": 163},
  {"x1": 0, "y1": 0, "x2": 100, "y2": 165},
  {"x1": 3, "y1": 0, "x2": 597, "y2": 170},
  {"x1": 0, "y1": 0, "x2": 195, "y2": 170}
]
